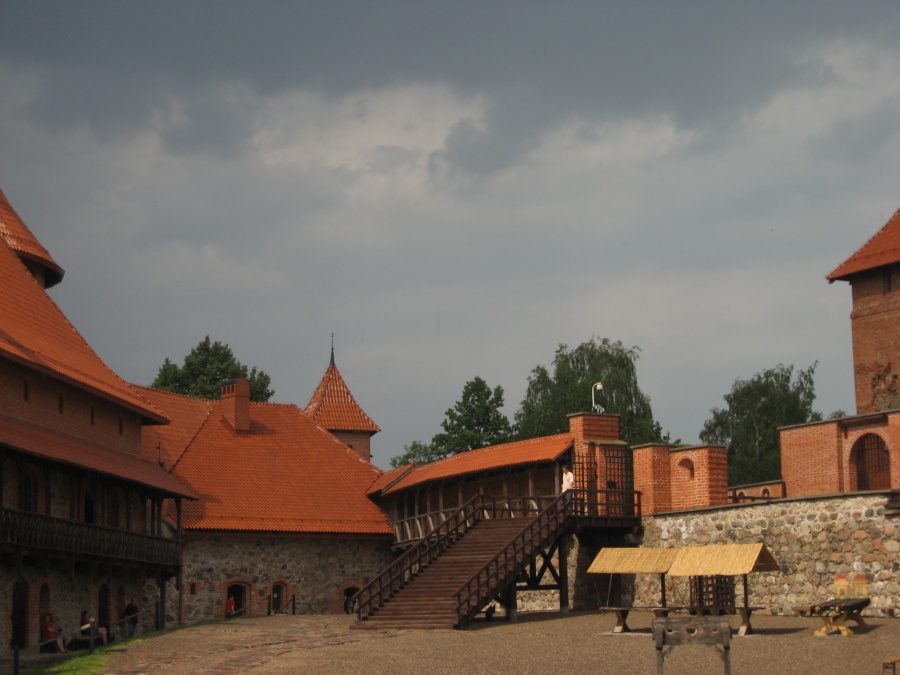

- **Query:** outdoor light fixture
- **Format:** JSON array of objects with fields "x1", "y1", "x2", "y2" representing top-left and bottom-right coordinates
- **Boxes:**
[{"x1": 592, "y1": 382, "x2": 604, "y2": 413}]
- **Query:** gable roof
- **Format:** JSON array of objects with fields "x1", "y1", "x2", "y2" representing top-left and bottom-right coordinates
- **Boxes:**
[
  {"x1": 587, "y1": 547, "x2": 680, "y2": 575},
  {"x1": 138, "y1": 386, "x2": 393, "y2": 536},
  {"x1": 304, "y1": 353, "x2": 380, "y2": 434},
  {"x1": 829, "y1": 206, "x2": 900, "y2": 281},
  {"x1": 0, "y1": 214, "x2": 167, "y2": 424},
  {"x1": 666, "y1": 543, "x2": 780, "y2": 577},
  {"x1": 380, "y1": 434, "x2": 574, "y2": 496},
  {"x1": 0, "y1": 186, "x2": 64, "y2": 287}
]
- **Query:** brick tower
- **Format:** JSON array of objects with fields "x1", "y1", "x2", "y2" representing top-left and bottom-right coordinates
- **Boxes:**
[
  {"x1": 304, "y1": 346, "x2": 380, "y2": 462},
  {"x1": 829, "y1": 207, "x2": 900, "y2": 414}
]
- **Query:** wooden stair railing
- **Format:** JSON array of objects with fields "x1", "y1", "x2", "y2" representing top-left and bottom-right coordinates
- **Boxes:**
[
  {"x1": 354, "y1": 494, "x2": 492, "y2": 621},
  {"x1": 454, "y1": 493, "x2": 568, "y2": 628}
]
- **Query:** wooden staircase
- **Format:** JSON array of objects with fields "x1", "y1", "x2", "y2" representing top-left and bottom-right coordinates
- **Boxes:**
[
  {"x1": 354, "y1": 518, "x2": 527, "y2": 630},
  {"x1": 354, "y1": 494, "x2": 568, "y2": 631}
]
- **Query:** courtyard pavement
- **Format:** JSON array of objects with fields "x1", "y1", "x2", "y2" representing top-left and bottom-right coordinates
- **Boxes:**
[{"x1": 36, "y1": 610, "x2": 900, "y2": 674}]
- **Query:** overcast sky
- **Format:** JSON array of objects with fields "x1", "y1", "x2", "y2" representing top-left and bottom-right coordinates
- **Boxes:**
[{"x1": 2, "y1": 2, "x2": 900, "y2": 469}]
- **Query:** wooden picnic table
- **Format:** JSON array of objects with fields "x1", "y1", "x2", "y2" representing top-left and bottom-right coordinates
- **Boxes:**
[{"x1": 808, "y1": 598, "x2": 871, "y2": 636}]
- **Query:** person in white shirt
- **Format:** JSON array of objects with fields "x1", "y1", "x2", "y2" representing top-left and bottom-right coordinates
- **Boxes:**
[{"x1": 561, "y1": 464, "x2": 574, "y2": 493}]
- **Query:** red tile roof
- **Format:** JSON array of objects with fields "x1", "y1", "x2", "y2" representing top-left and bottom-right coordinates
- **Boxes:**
[
  {"x1": 305, "y1": 358, "x2": 380, "y2": 434},
  {"x1": 829, "y1": 206, "x2": 900, "y2": 281},
  {"x1": 366, "y1": 463, "x2": 415, "y2": 496},
  {"x1": 0, "y1": 186, "x2": 64, "y2": 287},
  {"x1": 0, "y1": 215, "x2": 167, "y2": 424},
  {"x1": 0, "y1": 409, "x2": 195, "y2": 498},
  {"x1": 380, "y1": 434, "x2": 574, "y2": 495},
  {"x1": 138, "y1": 387, "x2": 393, "y2": 536}
]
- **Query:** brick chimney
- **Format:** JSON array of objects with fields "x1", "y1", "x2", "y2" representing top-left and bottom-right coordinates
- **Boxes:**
[{"x1": 221, "y1": 377, "x2": 251, "y2": 434}]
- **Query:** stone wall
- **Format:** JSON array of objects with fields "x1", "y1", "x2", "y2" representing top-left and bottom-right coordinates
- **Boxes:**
[
  {"x1": 634, "y1": 492, "x2": 898, "y2": 615},
  {"x1": 172, "y1": 534, "x2": 394, "y2": 625}
]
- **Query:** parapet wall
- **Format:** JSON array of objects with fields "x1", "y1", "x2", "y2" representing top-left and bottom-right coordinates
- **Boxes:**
[{"x1": 635, "y1": 492, "x2": 898, "y2": 615}]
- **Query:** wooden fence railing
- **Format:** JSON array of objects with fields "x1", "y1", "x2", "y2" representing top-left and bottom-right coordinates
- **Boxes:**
[
  {"x1": 453, "y1": 493, "x2": 567, "y2": 628},
  {"x1": 355, "y1": 495, "x2": 545, "y2": 620},
  {"x1": 0, "y1": 508, "x2": 179, "y2": 566}
]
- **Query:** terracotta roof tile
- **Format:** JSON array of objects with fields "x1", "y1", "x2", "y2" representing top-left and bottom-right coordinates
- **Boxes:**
[
  {"x1": 139, "y1": 387, "x2": 393, "y2": 536},
  {"x1": 829, "y1": 206, "x2": 900, "y2": 281},
  {"x1": 0, "y1": 214, "x2": 167, "y2": 424},
  {"x1": 0, "y1": 413, "x2": 195, "y2": 498},
  {"x1": 0, "y1": 186, "x2": 64, "y2": 287},
  {"x1": 305, "y1": 360, "x2": 380, "y2": 433},
  {"x1": 381, "y1": 434, "x2": 574, "y2": 495}
]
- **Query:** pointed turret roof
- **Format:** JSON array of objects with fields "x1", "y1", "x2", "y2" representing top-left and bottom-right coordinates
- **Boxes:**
[
  {"x1": 829, "y1": 206, "x2": 900, "y2": 282},
  {"x1": 0, "y1": 186, "x2": 64, "y2": 288},
  {"x1": 304, "y1": 348, "x2": 380, "y2": 434}
]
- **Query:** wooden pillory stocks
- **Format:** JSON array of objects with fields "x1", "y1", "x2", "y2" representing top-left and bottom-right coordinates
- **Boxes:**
[{"x1": 653, "y1": 616, "x2": 731, "y2": 675}]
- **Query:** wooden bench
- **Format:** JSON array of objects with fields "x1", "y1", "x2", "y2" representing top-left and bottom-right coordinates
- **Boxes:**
[
  {"x1": 599, "y1": 606, "x2": 636, "y2": 633},
  {"x1": 653, "y1": 615, "x2": 731, "y2": 675},
  {"x1": 686, "y1": 605, "x2": 762, "y2": 636},
  {"x1": 600, "y1": 606, "x2": 683, "y2": 633}
]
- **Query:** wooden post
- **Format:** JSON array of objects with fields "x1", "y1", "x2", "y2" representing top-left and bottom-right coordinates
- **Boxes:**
[
  {"x1": 661, "y1": 573, "x2": 667, "y2": 607},
  {"x1": 559, "y1": 534, "x2": 570, "y2": 614},
  {"x1": 505, "y1": 583, "x2": 518, "y2": 623}
]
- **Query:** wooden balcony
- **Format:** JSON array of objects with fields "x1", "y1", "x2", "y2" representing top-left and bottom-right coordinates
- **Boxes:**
[{"x1": 0, "y1": 508, "x2": 179, "y2": 567}]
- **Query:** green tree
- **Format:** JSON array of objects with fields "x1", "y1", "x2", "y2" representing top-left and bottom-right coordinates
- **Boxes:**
[
  {"x1": 389, "y1": 440, "x2": 447, "y2": 468},
  {"x1": 152, "y1": 336, "x2": 274, "y2": 402},
  {"x1": 513, "y1": 337, "x2": 667, "y2": 445},
  {"x1": 431, "y1": 377, "x2": 512, "y2": 456},
  {"x1": 390, "y1": 377, "x2": 512, "y2": 467},
  {"x1": 699, "y1": 363, "x2": 820, "y2": 486}
]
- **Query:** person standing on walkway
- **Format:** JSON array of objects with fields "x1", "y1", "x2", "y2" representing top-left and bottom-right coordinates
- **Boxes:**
[
  {"x1": 225, "y1": 596, "x2": 236, "y2": 619},
  {"x1": 561, "y1": 464, "x2": 574, "y2": 514}
]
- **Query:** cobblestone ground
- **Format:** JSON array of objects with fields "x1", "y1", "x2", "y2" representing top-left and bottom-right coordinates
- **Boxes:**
[{"x1": 78, "y1": 611, "x2": 900, "y2": 674}]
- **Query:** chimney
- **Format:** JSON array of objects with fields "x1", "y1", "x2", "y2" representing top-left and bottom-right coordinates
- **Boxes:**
[{"x1": 221, "y1": 378, "x2": 251, "y2": 433}]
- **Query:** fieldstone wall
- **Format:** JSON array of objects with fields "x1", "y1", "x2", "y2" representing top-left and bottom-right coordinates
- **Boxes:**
[
  {"x1": 172, "y1": 534, "x2": 394, "y2": 625},
  {"x1": 635, "y1": 492, "x2": 898, "y2": 616}
]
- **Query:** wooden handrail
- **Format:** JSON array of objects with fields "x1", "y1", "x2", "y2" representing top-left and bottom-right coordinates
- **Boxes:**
[
  {"x1": 0, "y1": 508, "x2": 179, "y2": 566},
  {"x1": 354, "y1": 494, "x2": 490, "y2": 620},
  {"x1": 453, "y1": 493, "x2": 568, "y2": 628}
]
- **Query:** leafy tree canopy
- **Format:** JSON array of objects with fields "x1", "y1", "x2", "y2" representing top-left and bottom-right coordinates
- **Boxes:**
[
  {"x1": 513, "y1": 337, "x2": 667, "y2": 445},
  {"x1": 699, "y1": 362, "x2": 820, "y2": 486},
  {"x1": 390, "y1": 376, "x2": 512, "y2": 467},
  {"x1": 152, "y1": 336, "x2": 274, "y2": 402}
]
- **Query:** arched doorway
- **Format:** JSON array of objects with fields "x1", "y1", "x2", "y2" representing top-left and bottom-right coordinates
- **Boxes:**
[
  {"x1": 11, "y1": 580, "x2": 28, "y2": 649},
  {"x1": 227, "y1": 584, "x2": 246, "y2": 618},
  {"x1": 271, "y1": 583, "x2": 287, "y2": 613},
  {"x1": 852, "y1": 433, "x2": 891, "y2": 491},
  {"x1": 343, "y1": 587, "x2": 359, "y2": 614}
]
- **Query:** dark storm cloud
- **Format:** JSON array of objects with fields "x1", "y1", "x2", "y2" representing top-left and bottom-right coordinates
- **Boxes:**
[{"x1": 2, "y1": 1, "x2": 887, "y2": 165}]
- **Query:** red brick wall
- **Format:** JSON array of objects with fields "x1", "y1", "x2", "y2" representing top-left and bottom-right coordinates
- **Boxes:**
[
  {"x1": 0, "y1": 360, "x2": 144, "y2": 456},
  {"x1": 780, "y1": 421, "x2": 843, "y2": 496},
  {"x1": 632, "y1": 445, "x2": 727, "y2": 514},
  {"x1": 330, "y1": 431, "x2": 372, "y2": 462},
  {"x1": 848, "y1": 269, "x2": 900, "y2": 413},
  {"x1": 780, "y1": 413, "x2": 900, "y2": 497},
  {"x1": 632, "y1": 444, "x2": 672, "y2": 514}
]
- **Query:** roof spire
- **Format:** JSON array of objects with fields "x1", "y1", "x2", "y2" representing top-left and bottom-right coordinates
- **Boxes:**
[{"x1": 330, "y1": 333, "x2": 335, "y2": 366}]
